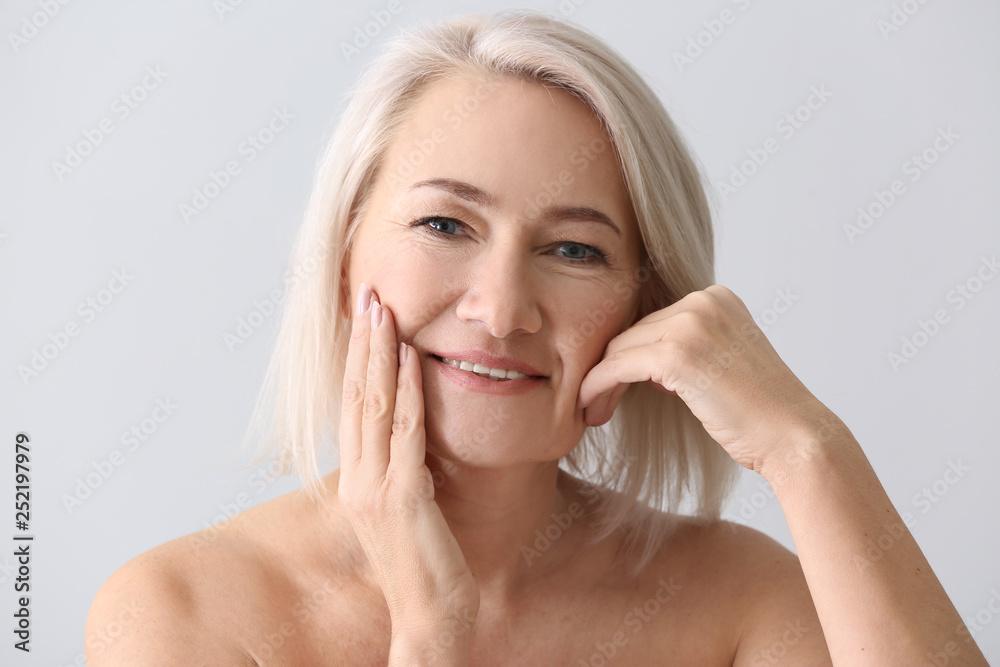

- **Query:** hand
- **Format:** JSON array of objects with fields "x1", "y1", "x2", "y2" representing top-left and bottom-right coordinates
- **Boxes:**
[
  {"x1": 576, "y1": 285, "x2": 830, "y2": 473},
  {"x1": 338, "y1": 283, "x2": 479, "y2": 646}
]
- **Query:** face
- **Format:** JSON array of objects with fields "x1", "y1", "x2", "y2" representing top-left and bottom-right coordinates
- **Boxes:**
[{"x1": 344, "y1": 74, "x2": 644, "y2": 467}]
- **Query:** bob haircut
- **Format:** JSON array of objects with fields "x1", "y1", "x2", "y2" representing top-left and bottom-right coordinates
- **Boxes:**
[{"x1": 244, "y1": 8, "x2": 741, "y2": 576}]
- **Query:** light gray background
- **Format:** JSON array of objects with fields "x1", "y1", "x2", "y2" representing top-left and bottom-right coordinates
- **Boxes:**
[{"x1": 2, "y1": 0, "x2": 998, "y2": 664}]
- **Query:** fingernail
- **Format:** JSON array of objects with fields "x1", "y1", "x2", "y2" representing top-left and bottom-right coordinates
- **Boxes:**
[
  {"x1": 356, "y1": 282, "x2": 372, "y2": 316},
  {"x1": 399, "y1": 342, "x2": 407, "y2": 366},
  {"x1": 370, "y1": 301, "x2": 382, "y2": 329}
]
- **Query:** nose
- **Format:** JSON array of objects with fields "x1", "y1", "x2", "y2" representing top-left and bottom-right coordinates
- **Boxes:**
[{"x1": 454, "y1": 243, "x2": 542, "y2": 338}]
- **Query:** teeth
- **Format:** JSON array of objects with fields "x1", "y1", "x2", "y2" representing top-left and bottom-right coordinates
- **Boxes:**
[{"x1": 439, "y1": 356, "x2": 528, "y2": 381}]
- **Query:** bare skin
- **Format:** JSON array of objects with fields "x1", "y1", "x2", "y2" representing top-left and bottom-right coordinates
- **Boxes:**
[
  {"x1": 84, "y1": 470, "x2": 828, "y2": 665},
  {"x1": 85, "y1": 73, "x2": 986, "y2": 665}
]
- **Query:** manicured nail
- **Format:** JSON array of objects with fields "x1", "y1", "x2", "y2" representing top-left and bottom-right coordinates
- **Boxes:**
[
  {"x1": 370, "y1": 301, "x2": 382, "y2": 329},
  {"x1": 356, "y1": 282, "x2": 372, "y2": 316},
  {"x1": 399, "y1": 342, "x2": 407, "y2": 366}
]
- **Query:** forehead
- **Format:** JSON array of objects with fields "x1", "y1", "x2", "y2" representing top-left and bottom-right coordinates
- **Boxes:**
[{"x1": 378, "y1": 74, "x2": 635, "y2": 236}]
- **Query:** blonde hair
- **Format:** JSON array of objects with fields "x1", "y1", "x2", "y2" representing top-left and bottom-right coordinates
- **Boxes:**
[{"x1": 243, "y1": 8, "x2": 740, "y2": 576}]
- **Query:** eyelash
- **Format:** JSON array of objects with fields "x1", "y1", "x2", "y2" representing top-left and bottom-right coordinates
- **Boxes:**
[{"x1": 409, "y1": 216, "x2": 611, "y2": 266}]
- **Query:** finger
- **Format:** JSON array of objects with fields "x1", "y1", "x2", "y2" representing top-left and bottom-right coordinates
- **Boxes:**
[
  {"x1": 359, "y1": 295, "x2": 398, "y2": 476},
  {"x1": 583, "y1": 389, "x2": 613, "y2": 427},
  {"x1": 578, "y1": 344, "x2": 669, "y2": 409},
  {"x1": 585, "y1": 379, "x2": 674, "y2": 427},
  {"x1": 582, "y1": 303, "x2": 718, "y2": 408},
  {"x1": 600, "y1": 289, "x2": 728, "y2": 362},
  {"x1": 601, "y1": 303, "x2": 682, "y2": 359},
  {"x1": 584, "y1": 380, "x2": 631, "y2": 427},
  {"x1": 649, "y1": 380, "x2": 676, "y2": 394},
  {"x1": 388, "y1": 341, "x2": 427, "y2": 474},
  {"x1": 582, "y1": 321, "x2": 672, "y2": 411},
  {"x1": 587, "y1": 382, "x2": 632, "y2": 425},
  {"x1": 339, "y1": 283, "x2": 374, "y2": 473}
]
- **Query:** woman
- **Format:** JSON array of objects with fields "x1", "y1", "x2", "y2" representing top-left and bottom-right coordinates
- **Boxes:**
[{"x1": 86, "y1": 9, "x2": 987, "y2": 666}]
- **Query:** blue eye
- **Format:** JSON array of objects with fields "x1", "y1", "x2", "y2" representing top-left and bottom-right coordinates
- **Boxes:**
[
  {"x1": 421, "y1": 216, "x2": 462, "y2": 236},
  {"x1": 411, "y1": 216, "x2": 610, "y2": 266}
]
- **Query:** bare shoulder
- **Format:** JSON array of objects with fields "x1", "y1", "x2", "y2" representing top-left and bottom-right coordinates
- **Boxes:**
[
  {"x1": 557, "y1": 474, "x2": 832, "y2": 664},
  {"x1": 84, "y1": 490, "x2": 333, "y2": 666},
  {"x1": 669, "y1": 517, "x2": 806, "y2": 580},
  {"x1": 668, "y1": 518, "x2": 833, "y2": 666},
  {"x1": 84, "y1": 530, "x2": 260, "y2": 665}
]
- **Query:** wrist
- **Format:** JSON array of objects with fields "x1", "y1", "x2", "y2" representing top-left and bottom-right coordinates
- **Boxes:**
[
  {"x1": 389, "y1": 610, "x2": 477, "y2": 666},
  {"x1": 388, "y1": 639, "x2": 468, "y2": 666},
  {"x1": 757, "y1": 409, "x2": 855, "y2": 491}
]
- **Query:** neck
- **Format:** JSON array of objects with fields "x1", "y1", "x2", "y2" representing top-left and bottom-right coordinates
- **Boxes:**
[{"x1": 424, "y1": 453, "x2": 586, "y2": 599}]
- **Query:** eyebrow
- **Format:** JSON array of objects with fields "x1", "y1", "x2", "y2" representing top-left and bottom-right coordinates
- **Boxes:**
[{"x1": 406, "y1": 177, "x2": 622, "y2": 238}]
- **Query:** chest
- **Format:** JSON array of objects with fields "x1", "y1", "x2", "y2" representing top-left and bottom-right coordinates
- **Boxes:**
[{"x1": 238, "y1": 577, "x2": 736, "y2": 666}]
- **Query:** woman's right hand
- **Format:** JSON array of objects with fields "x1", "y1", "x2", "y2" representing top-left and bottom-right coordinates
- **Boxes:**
[{"x1": 338, "y1": 282, "x2": 479, "y2": 663}]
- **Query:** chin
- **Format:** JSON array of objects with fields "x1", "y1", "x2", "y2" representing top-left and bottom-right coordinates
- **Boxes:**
[
  {"x1": 424, "y1": 419, "x2": 515, "y2": 465},
  {"x1": 423, "y1": 417, "x2": 578, "y2": 470}
]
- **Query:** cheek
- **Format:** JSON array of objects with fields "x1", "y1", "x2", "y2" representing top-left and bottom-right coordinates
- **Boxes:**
[
  {"x1": 349, "y1": 236, "x2": 432, "y2": 305},
  {"x1": 556, "y1": 296, "x2": 630, "y2": 378}
]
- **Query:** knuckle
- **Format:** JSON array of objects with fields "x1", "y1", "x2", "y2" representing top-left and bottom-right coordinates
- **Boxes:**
[
  {"x1": 369, "y1": 346, "x2": 390, "y2": 370},
  {"x1": 391, "y1": 409, "x2": 416, "y2": 436},
  {"x1": 687, "y1": 290, "x2": 724, "y2": 320},
  {"x1": 673, "y1": 309, "x2": 708, "y2": 335},
  {"x1": 363, "y1": 392, "x2": 390, "y2": 420},
  {"x1": 342, "y1": 379, "x2": 365, "y2": 410},
  {"x1": 685, "y1": 289, "x2": 716, "y2": 308},
  {"x1": 715, "y1": 284, "x2": 739, "y2": 305},
  {"x1": 704, "y1": 284, "x2": 731, "y2": 299},
  {"x1": 706, "y1": 284, "x2": 746, "y2": 315}
]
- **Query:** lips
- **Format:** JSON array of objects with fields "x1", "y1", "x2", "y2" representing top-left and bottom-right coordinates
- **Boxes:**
[
  {"x1": 430, "y1": 355, "x2": 546, "y2": 395},
  {"x1": 428, "y1": 351, "x2": 547, "y2": 378}
]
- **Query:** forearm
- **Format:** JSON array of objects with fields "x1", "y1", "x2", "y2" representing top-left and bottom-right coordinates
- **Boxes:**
[{"x1": 762, "y1": 412, "x2": 988, "y2": 666}]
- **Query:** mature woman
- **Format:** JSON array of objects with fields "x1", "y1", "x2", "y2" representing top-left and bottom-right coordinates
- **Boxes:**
[{"x1": 86, "y1": 9, "x2": 987, "y2": 666}]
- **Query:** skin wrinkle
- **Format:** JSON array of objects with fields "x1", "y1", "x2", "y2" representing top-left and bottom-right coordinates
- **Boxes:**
[{"x1": 342, "y1": 72, "x2": 644, "y2": 604}]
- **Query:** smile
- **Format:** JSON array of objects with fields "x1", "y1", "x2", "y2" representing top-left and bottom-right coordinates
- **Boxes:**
[
  {"x1": 430, "y1": 355, "x2": 545, "y2": 395},
  {"x1": 433, "y1": 355, "x2": 528, "y2": 381}
]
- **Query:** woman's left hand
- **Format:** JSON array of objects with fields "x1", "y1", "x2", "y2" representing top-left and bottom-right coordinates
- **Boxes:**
[{"x1": 576, "y1": 285, "x2": 831, "y2": 473}]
